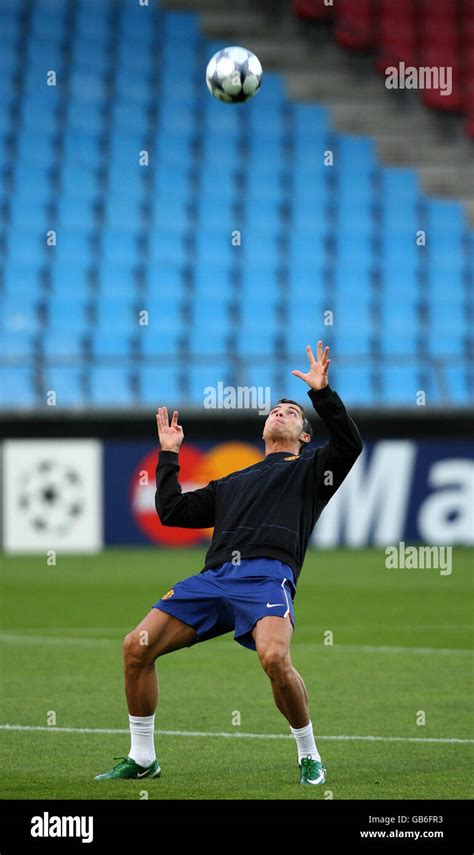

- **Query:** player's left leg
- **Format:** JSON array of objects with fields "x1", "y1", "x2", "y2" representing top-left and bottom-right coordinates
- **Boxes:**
[
  {"x1": 252, "y1": 615, "x2": 326, "y2": 785},
  {"x1": 251, "y1": 615, "x2": 308, "y2": 727}
]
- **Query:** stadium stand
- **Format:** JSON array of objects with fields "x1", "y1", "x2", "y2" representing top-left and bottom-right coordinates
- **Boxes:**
[{"x1": 0, "y1": 0, "x2": 472, "y2": 409}]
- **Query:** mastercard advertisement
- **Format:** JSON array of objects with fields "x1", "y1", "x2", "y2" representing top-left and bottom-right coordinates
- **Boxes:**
[{"x1": 104, "y1": 441, "x2": 262, "y2": 545}]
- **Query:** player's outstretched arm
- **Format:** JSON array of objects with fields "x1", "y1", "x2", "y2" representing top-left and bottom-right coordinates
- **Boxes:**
[
  {"x1": 291, "y1": 341, "x2": 363, "y2": 496},
  {"x1": 155, "y1": 406, "x2": 216, "y2": 528}
]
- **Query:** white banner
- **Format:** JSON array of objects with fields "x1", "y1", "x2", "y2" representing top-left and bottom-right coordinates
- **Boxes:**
[{"x1": 2, "y1": 440, "x2": 103, "y2": 553}]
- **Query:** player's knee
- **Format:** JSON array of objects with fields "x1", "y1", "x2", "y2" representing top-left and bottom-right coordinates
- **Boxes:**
[
  {"x1": 257, "y1": 643, "x2": 291, "y2": 680},
  {"x1": 123, "y1": 631, "x2": 152, "y2": 666}
]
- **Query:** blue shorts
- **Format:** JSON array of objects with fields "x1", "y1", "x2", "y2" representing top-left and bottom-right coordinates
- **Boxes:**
[{"x1": 152, "y1": 558, "x2": 296, "y2": 651}]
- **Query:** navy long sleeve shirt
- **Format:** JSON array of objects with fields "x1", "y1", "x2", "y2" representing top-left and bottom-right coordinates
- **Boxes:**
[{"x1": 155, "y1": 385, "x2": 363, "y2": 588}]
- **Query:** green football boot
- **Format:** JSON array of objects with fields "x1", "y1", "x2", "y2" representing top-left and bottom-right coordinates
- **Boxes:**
[
  {"x1": 299, "y1": 755, "x2": 326, "y2": 785},
  {"x1": 94, "y1": 755, "x2": 161, "y2": 780}
]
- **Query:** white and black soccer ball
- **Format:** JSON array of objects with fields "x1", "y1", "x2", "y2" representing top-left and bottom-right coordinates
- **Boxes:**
[{"x1": 206, "y1": 45, "x2": 263, "y2": 104}]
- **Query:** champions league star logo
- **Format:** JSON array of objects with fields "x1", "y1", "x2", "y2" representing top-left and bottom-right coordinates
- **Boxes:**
[{"x1": 16, "y1": 459, "x2": 85, "y2": 536}]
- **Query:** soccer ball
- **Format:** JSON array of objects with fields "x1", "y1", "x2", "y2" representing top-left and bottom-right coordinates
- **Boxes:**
[{"x1": 206, "y1": 45, "x2": 263, "y2": 104}]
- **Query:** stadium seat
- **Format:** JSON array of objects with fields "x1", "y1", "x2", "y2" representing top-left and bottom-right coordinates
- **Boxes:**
[
  {"x1": 140, "y1": 365, "x2": 183, "y2": 405},
  {"x1": 42, "y1": 366, "x2": 86, "y2": 407},
  {"x1": 89, "y1": 366, "x2": 135, "y2": 406},
  {"x1": 0, "y1": 367, "x2": 37, "y2": 407},
  {"x1": 381, "y1": 366, "x2": 422, "y2": 405}
]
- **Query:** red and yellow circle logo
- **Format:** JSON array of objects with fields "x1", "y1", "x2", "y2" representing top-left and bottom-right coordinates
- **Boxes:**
[{"x1": 131, "y1": 442, "x2": 262, "y2": 545}]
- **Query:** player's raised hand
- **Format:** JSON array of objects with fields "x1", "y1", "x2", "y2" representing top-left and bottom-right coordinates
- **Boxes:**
[
  {"x1": 156, "y1": 407, "x2": 184, "y2": 452},
  {"x1": 291, "y1": 341, "x2": 330, "y2": 391}
]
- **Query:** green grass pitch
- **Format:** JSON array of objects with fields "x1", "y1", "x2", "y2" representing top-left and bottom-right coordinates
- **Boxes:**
[{"x1": 1, "y1": 547, "x2": 472, "y2": 800}]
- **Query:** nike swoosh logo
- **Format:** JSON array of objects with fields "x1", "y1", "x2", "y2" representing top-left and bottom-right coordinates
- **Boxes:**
[
  {"x1": 137, "y1": 769, "x2": 152, "y2": 777},
  {"x1": 266, "y1": 603, "x2": 285, "y2": 608}
]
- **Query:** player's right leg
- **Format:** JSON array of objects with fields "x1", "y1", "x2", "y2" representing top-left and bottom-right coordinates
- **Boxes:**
[
  {"x1": 94, "y1": 609, "x2": 197, "y2": 781},
  {"x1": 124, "y1": 607, "x2": 198, "y2": 717}
]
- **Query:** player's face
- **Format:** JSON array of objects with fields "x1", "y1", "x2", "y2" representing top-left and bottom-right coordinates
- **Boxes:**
[{"x1": 262, "y1": 403, "x2": 305, "y2": 445}]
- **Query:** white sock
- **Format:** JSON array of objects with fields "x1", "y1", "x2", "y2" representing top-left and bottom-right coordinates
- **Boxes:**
[
  {"x1": 290, "y1": 720, "x2": 321, "y2": 763},
  {"x1": 128, "y1": 714, "x2": 156, "y2": 767}
]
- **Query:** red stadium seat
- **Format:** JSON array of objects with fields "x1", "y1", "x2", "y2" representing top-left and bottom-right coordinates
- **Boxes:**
[
  {"x1": 334, "y1": 0, "x2": 374, "y2": 50},
  {"x1": 418, "y1": 0, "x2": 463, "y2": 111},
  {"x1": 293, "y1": 0, "x2": 473, "y2": 135},
  {"x1": 291, "y1": 0, "x2": 332, "y2": 21},
  {"x1": 376, "y1": 0, "x2": 416, "y2": 73}
]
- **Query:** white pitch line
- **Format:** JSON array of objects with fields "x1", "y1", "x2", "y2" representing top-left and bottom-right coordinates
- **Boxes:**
[
  {"x1": 0, "y1": 633, "x2": 471, "y2": 657},
  {"x1": 0, "y1": 724, "x2": 472, "y2": 745},
  {"x1": 295, "y1": 642, "x2": 474, "y2": 657}
]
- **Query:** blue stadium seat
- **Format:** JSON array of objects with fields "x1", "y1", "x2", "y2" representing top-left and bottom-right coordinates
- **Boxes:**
[
  {"x1": 381, "y1": 266, "x2": 419, "y2": 296},
  {"x1": 193, "y1": 266, "x2": 234, "y2": 297},
  {"x1": 162, "y1": 11, "x2": 201, "y2": 43},
  {"x1": 56, "y1": 197, "x2": 97, "y2": 232},
  {"x1": 425, "y1": 199, "x2": 467, "y2": 236},
  {"x1": 138, "y1": 297, "x2": 184, "y2": 330},
  {"x1": 48, "y1": 294, "x2": 91, "y2": 330},
  {"x1": 335, "y1": 233, "x2": 373, "y2": 266},
  {"x1": 333, "y1": 300, "x2": 373, "y2": 334},
  {"x1": 90, "y1": 331, "x2": 134, "y2": 359},
  {"x1": 188, "y1": 366, "x2": 234, "y2": 406},
  {"x1": 292, "y1": 103, "x2": 329, "y2": 137},
  {"x1": 227, "y1": 364, "x2": 277, "y2": 400},
  {"x1": 95, "y1": 297, "x2": 136, "y2": 332},
  {"x1": 145, "y1": 263, "x2": 187, "y2": 295},
  {"x1": 331, "y1": 330, "x2": 372, "y2": 357},
  {"x1": 381, "y1": 366, "x2": 422, "y2": 405},
  {"x1": 52, "y1": 231, "x2": 95, "y2": 266},
  {"x1": 236, "y1": 329, "x2": 277, "y2": 357},
  {"x1": 155, "y1": 135, "x2": 195, "y2": 170},
  {"x1": 42, "y1": 332, "x2": 85, "y2": 360},
  {"x1": 140, "y1": 366, "x2": 183, "y2": 405},
  {"x1": 288, "y1": 234, "x2": 326, "y2": 267},
  {"x1": 286, "y1": 266, "x2": 326, "y2": 296},
  {"x1": 103, "y1": 200, "x2": 144, "y2": 232},
  {"x1": 189, "y1": 328, "x2": 230, "y2": 356},
  {"x1": 380, "y1": 333, "x2": 419, "y2": 357},
  {"x1": 42, "y1": 366, "x2": 85, "y2": 407},
  {"x1": 380, "y1": 302, "x2": 419, "y2": 335},
  {"x1": 140, "y1": 329, "x2": 183, "y2": 358},
  {"x1": 97, "y1": 264, "x2": 137, "y2": 296},
  {"x1": 0, "y1": 331, "x2": 36, "y2": 360},
  {"x1": 192, "y1": 298, "x2": 231, "y2": 327},
  {"x1": 329, "y1": 365, "x2": 375, "y2": 405},
  {"x1": 89, "y1": 366, "x2": 135, "y2": 406},
  {"x1": 0, "y1": 367, "x2": 37, "y2": 407},
  {"x1": 333, "y1": 263, "x2": 373, "y2": 297},
  {"x1": 66, "y1": 100, "x2": 104, "y2": 132},
  {"x1": 9, "y1": 193, "x2": 50, "y2": 234},
  {"x1": 194, "y1": 233, "x2": 234, "y2": 267},
  {"x1": 101, "y1": 230, "x2": 141, "y2": 266},
  {"x1": 49, "y1": 262, "x2": 92, "y2": 296},
  {"x1": 148, "y1": 231, "x2": 188, "y2": 265},
  {"x1": 61, "y1": 159, "x2": 100, "y2": 196},
  {"x1": 380, "y1": 168, "x2": 420, "y2": 202},
  {"x1": 4, "y1": 298, "x2": 41, "y2": 333},
  {"x1": 240, "y1": 267, "x2": 279, "y2": 297}
]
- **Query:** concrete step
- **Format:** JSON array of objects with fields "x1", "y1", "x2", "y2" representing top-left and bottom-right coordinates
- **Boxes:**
[{"x1": 420, "y1": 165, "x2": 474, "y2": 198}]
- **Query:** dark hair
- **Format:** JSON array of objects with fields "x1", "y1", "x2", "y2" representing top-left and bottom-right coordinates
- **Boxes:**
[{"x1": 274, "y1": 398, "x2": 313, "y2": 453}]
